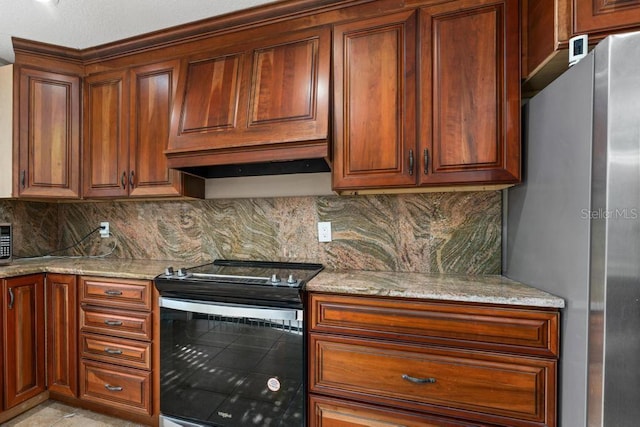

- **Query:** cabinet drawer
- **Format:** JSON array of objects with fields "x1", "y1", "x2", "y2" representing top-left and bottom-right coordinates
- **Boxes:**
[
  {"x1": 81, "y1": 333, "x2": 151, "y2": 370},
  {"x1": 310, "y1": 394, "x2": 491, "y2": 427},
  {"x1": 80, "y1": 360, "x2": 151, "y2": 415},
  {"x1": 309, "y1": 294, "x2": 559, "y2": 357},
  {"x1": 80, "y1": 306, "x2": 152, "y2": 341},
  {"x1": 80, "y1": 276, "x2": 152, "y2": 311},
  {"x1": 310, "y1": 334, "x2": 556, "y2": 427}
]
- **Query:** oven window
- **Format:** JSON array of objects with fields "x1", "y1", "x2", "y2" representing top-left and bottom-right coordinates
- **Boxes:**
[{"x1": 160, "y1": 308, "x2": 304, "y2": 426}]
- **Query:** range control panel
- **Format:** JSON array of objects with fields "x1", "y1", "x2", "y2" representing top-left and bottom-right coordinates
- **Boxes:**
[{"x1": 0, "y1": 223, "x2": 12, "y2": 264}]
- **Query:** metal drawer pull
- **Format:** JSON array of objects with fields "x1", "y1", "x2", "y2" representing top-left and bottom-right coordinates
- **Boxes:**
[
  {"x1": 424, "y1": 149, "x2": 429, "y2": 175},
  {"x1": 104, "y1": 347, "x2": 123, "y2": 355},
  {"x1": 402, "y1": 374, "x2": 436, "y2": 384},
  {"x1": 8, "y1": 288, "x2": 14, "y2": 309},
  {"x1": 104, "y1": 384, "x2": 123, "y2": 392},
  {"x1": 409, "y1": 149, "x2": 414, "y2": 176},
  {"x1": 104, "y1": 289, "x2": 123, "y2": 296},
  {"x1": 121, "y1": 171, "x2": 127, "y2": 189},
  {"x1": 104, "y1": 319, "x2": 123, "y2": 326}
]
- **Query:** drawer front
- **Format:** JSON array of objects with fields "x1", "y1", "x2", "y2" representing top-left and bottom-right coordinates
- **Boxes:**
[
  {"x1": 81, "y1": 333, "x2": 151, "y2": 370},
  {"x1": 80, "y1": 360, "x2": 151, "y2": 415},
  {"x1": 310, "y1": 394, "x2": 490, "y2": 427},
  {"x1": 80, "y1": 306, "x2": 152, "y2": 341},
  {"x1": 80, "y1": 276, "x2": 152, "y2": 311},
  {"x1": 309, "y1": 293, "x2": 559, "y2": 357},
  {"x1": 310, "y1": 334, "x2": 556, "y2": 427}
]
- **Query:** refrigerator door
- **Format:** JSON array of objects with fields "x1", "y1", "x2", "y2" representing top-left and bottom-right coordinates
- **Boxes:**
[{"x1": 506, "y1": 53, "x2": 595, "y2": 427}]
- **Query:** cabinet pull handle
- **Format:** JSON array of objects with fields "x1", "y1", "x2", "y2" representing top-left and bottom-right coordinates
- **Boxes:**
[
  {"x1": 104, "y1": 347, "x2": 123, "y2": 355},
  {"x1": 121, "y1": 171, "x2": 127, "y2": 189},
  {"x1": 424, "y1": 149, "x2": 429, "y2": 175},
  {"x1": 20, "y1": 170, "x2": 25, "y2": 189},
  {"x1": 408, "y1": 149, "x2": 414, "y2": 176},
  {"x1": 402, "y1": 374, "x2": 436, "y2": 384},
  {"x1": 104, "y1": 319, "x2": 123, "y2": 326},
  {"x1": 104, "y1": 289, "x2": 122, "y2": 296},
  {"x1": 8, "y1": 288, "x2": 14, "y2": 309},
  {"x1": 129, "y1": 170, "x2": 135, "y2": 188},
  {"x1": 104, "y1": 384, "x2": 123, "y2": 392}
]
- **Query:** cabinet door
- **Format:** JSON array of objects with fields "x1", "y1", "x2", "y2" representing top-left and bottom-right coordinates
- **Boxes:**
[
  {"x1": 83, "y1": 69, "x2": 129, "y2": 198},
  {"x1": 3, "y1": 274, "x2": 45, "y2": 409},
  {"x1": 332, "y1": 11, "x2": 418, "y2": 190},
  {"x1": 15, "y1": 67, "x2": 80, "y2": 198},
  {"x1": 167, "y1": 26, "x2": 330, "y2": 167},
  {"x1": 129, "y1": 60, "x2": 184, "y2": 197},
  {"x1": 575, "y1": 0, "x2": 640, "y2": 35},
  {"x1": 419, "y1": 0, "x2": 520, "y2": 186},
  {"x1": 46, "y1": 273, "x2": 78, "y2": 398}
]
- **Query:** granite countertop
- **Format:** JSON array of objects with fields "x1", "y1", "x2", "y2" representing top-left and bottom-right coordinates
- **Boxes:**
[
  {"x1": 307, "y1": 270, "x2": 565, "y2": 308},
  {"x1": 0, "y1": 258, "x2": 564, "y2": 308}
]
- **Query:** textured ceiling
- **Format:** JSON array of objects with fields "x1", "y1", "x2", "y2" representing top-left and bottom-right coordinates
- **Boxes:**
[{"x1": 0, "y1": 0, "x2": 277, "y2": 64}]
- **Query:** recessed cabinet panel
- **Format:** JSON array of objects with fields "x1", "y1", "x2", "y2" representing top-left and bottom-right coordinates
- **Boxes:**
[
  {"x1": 83, "y1": 70, "x2": 129, "y2": 198},
  {"x1": 249, "y1": 38, "x2": 317, "y2": 125},
  {"x1": 575, "y1": 0, "x2": 640, "y2": 34},
  {"x1": 16, "y1": 68, "x2": 80, "y2": 198},
  {"x1": 178, "y1": 54, "x2": 242, "y2": 135},
  {"x1": 333, "y1": 11, "x2": 417, "y2": 189},
  {"x1": 130, "y1": 61, "x2": 185, "y2": 197},
  {"x1": 419, "y1": 0, "x2": 520, "y2": 185}
]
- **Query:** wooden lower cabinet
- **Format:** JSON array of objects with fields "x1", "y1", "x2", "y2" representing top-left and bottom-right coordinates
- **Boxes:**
[
  {"x1": 309, "y1": 293, "x2": 559, "y2": 427},
  {"x1": 2, "y1": 274, "x2": 46, "y2": 409},
  {"x1": 46, "y1": 274, "x2": 78, "y2": 398}
]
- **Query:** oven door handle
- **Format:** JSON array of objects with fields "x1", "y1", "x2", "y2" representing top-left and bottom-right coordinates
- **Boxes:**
[{"x1": 159, "y1": 297, "x2": 303, "y2": 321}]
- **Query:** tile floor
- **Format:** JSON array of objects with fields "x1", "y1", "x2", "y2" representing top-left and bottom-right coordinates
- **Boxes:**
[{"x1": 2, "y1": 400, "x2": 144, "y2": 426}]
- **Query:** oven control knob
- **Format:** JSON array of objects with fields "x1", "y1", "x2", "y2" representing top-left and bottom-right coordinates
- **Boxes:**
[
  {"x1": 270, "y1": 274, "x2": 281, "y2": 284},
  {"x1": 165, "y1": 267, "x2": 175, "y2": 277},
  {"x1": 177, "y1": 268, "x2": 188, "y2": 278},
  {"x1": 287, "y1": 274, "x2": 297, "y2": 285}
]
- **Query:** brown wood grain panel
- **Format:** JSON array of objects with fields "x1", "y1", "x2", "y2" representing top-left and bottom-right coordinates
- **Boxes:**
[
  {"x1": 309, "y1": 394, "x2": 492, "y2": 426},
  {"x1": 419, "y1": 0, "x2": 520, "y2": 186},
  {"x1": 83, "y1": 70, "x2": 129, "y2": 198},
  {"x1": 80, "y1": 306, "x2": 152, "y2": 341},
  {"x1": 80, "y1": 360, "x2": 151, "y2": 415},
  {"x1": 81, "y1": 333, "x2": 151, "y2": 370},
  {"x1": 310, "y1": 334, "x2": 556, "y2": 427},
  {"x1": 79, "y1": 276, "x2": 152, "y2": 311},
  {"x1": 332, "y1": 10, "x2": 417, "y2": 189},
  {"x1": 46, "y1": 274, "x2": 78, "y2": 398},
  {"x1": 16, "y1": 67, "x2": 80, "y2": 198},
  {"x1": 309, "y1": 294, "x2": 560, "y2": 358},
  {"x1": 249, "y1": 38, "x2": 316, "y2": 124},
  {"x1": 575, "y1": 0, "x2": 640, "y2": 34},
  {"x1": 3, "y1": 274, "x2": 46, "y2": 409},
  {"x1": 178, "y1": 54, "x2": 242, "y2": 134}
]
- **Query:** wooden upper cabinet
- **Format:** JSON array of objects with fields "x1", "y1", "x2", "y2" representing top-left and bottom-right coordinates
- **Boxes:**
[
  {"x1": 166, "y1": 25, "x2": 331, "y2": 168},
  {"x1": 332, "y1": 11, "x2": 418, "y2": 190},
  {"x1": 574, "y1": 0, "x2": 640, "y2": 35},
  {"x1": 83, "y1": 70, "x2": 129, "y2": 198},
  {"x1": 83, "y1": 62, "x2": 203, "y2": 199},
  {"x1": 3, "y1": 274, "x2": 46, "y2": 409},
  {"x1": 14, "y1": 67, "x2": 81, "y2": 198},
  {"x1": 419, "y1": 0, "x2": 520, "y2": 186}
]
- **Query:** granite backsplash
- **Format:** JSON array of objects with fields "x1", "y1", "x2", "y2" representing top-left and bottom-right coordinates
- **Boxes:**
[{"x1": 0, "y1": 191, "x2": 502, "y2": 274}]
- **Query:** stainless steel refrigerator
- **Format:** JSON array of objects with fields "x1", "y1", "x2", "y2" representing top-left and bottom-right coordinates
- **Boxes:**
[{"x1": 505, "y1": 32, "x2": 640, "y2": 427}]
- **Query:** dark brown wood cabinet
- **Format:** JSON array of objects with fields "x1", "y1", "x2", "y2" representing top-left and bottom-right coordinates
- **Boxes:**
[
  {"x1": 13, "y1": 66, "x2": 81, "y2": 199},
  {"x1": 46, "y1": 274, "x2": 78, "y2": 398},
  {"x1": 333, "y1": 0, "x2": 520, "y2": 192},
  {"x1": 523, "y1": 0, "x2": 640, "y2": 94},
  {"x1": 166, "y1": 25, "x2": 331, "y2": 169},
  {"x1": 78, "y1": 276, "x2": 155, "y2": 419},
  {"x1": 83, "y1": 61, "x2": 203, "y2": 199},
  {"x1": 308, "y1": 293, "x2": 559, "y2": 427},
  {"x1": 2, "y1": 274, "x2": 46, "y2": 409}
]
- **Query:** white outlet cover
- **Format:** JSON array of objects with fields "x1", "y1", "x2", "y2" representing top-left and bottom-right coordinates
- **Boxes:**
[{"x1": 318, "y1": 221, "x2": 332, "y2": 242}]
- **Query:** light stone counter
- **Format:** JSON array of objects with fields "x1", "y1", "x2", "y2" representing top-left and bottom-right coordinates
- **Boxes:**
[
  {"x1": 0, "y1": 257, "x2": 177, "y2": 280},
  {"x1": 306, "y1": 270, "x2": 565, "y2": 308}
]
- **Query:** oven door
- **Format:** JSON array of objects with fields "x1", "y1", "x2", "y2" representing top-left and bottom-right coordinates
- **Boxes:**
[{"x1": 159, "y1": 297, "x2": 305, "y2": 427}]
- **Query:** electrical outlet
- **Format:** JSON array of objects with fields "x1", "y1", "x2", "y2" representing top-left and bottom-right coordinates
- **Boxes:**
[
  {"x1": 100, "y1": 222, "x2": 110, "y2": 238},
  {"x1": 318, "y1": 221, "x2": 332, "y2": 242}
]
